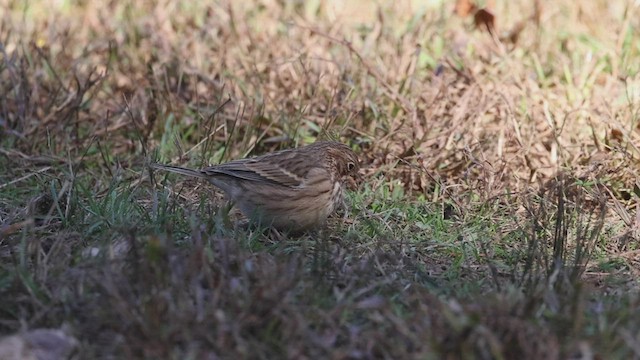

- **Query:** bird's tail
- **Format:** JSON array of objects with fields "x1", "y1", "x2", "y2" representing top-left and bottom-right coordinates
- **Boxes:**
[{"x1": 149, "y1": 163, "x2": 207, "y2": 179}]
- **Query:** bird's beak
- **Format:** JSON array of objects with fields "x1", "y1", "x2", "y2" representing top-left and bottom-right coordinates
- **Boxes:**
[{"x1": 346, "y1": 172, "x2": 362, "y2": 191}]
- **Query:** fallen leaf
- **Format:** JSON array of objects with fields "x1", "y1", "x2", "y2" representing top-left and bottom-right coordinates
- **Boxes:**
[
  {"x1": 474, "y1": 8, "x2": 496, "y2": 36},
  {"x1": 610, "y1": 128, "x2": 624, "y2": 143},
  {"x1": 455, "y1": 0, "x2": 476, "y2": 17}
]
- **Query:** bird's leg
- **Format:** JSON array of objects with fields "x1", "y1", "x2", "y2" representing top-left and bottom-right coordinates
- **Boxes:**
[
  {"x1": 341, "y1": 196, "x2": 350, "y2": 220},
  {"x1": 267, "y1": 227, "x2": 288, "y2": 242},
  {"x1": 215, "y1": 200, "x2": 237, "y2": 231}
]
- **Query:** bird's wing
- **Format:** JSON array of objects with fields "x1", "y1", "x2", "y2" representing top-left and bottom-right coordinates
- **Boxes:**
[{"x1": 203, "y1": 152, "x2": 311, "y2": 188}]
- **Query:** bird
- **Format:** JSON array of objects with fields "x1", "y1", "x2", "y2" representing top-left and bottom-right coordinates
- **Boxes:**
[{"x1": 150, "y1": 141, "x2": 360, "y2": 232}]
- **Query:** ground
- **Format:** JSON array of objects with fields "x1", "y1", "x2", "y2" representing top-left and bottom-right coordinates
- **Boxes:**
[{"x1": 1, "y1": 0, "x2": 640, "y2": 358}]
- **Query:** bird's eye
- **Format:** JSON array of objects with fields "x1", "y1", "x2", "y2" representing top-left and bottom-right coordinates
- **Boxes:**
[{"x1": 347, "y1": 162, "x2": 356, "y2": 172}]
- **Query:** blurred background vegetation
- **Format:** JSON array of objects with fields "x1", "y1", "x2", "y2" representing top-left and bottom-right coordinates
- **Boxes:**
[{"x1": 1, "y1": 0, "x2": 640, "y2": 358}]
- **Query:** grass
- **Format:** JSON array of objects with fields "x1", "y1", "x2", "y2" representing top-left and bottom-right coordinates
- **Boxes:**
[{"x1": 2, "y1": 0, "x2": 640, "y2": 358}]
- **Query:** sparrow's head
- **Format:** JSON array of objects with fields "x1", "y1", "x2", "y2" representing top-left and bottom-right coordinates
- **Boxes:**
[{"x1": 316, "y1": 141, "x2": 361, "y2": 188}]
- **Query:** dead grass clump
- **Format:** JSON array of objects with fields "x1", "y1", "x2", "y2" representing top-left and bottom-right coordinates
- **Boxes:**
[
  {"x1": 4, "y1": 228, "x2": 569, "y2": 359},
  {"x1": 2, "y1": 0, "x2": 640, "y2": 358},
  {"x1": 2, "y1": 0, "x2": 639, "y2": 209}
]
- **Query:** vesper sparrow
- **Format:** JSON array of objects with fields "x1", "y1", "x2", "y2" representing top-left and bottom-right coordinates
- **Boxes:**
[{"x1": 151, "y1": 141, "x2": 360, "y2": 232}]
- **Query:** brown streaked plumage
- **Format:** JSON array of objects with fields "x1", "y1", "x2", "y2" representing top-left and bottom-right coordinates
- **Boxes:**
[{"x1": 150, "y1": 141, "x2": 360, "y2": 231}]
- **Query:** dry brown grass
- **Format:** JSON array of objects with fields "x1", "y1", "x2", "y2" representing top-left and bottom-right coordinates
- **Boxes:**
[
  {"x1": 3, "y1": 1, "x2": 638, "y2": 196},
  {"x1": 2, "y1": 0, "x2": 640, "y2": 358}
]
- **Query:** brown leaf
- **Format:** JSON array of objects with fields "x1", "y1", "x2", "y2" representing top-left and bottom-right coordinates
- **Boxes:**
[
  {"x1": 455, "y1": 0, "x2": 476, "y2": 17},
  {"x1": 610, "y1": 128, "x2": 624, "y2": 143},
  {"x1": 474, "y1": 8, "x2": 496, "y2": 36},
  {"x1": 503, "y1": 21, "x2": 526, "y2": 44}
]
